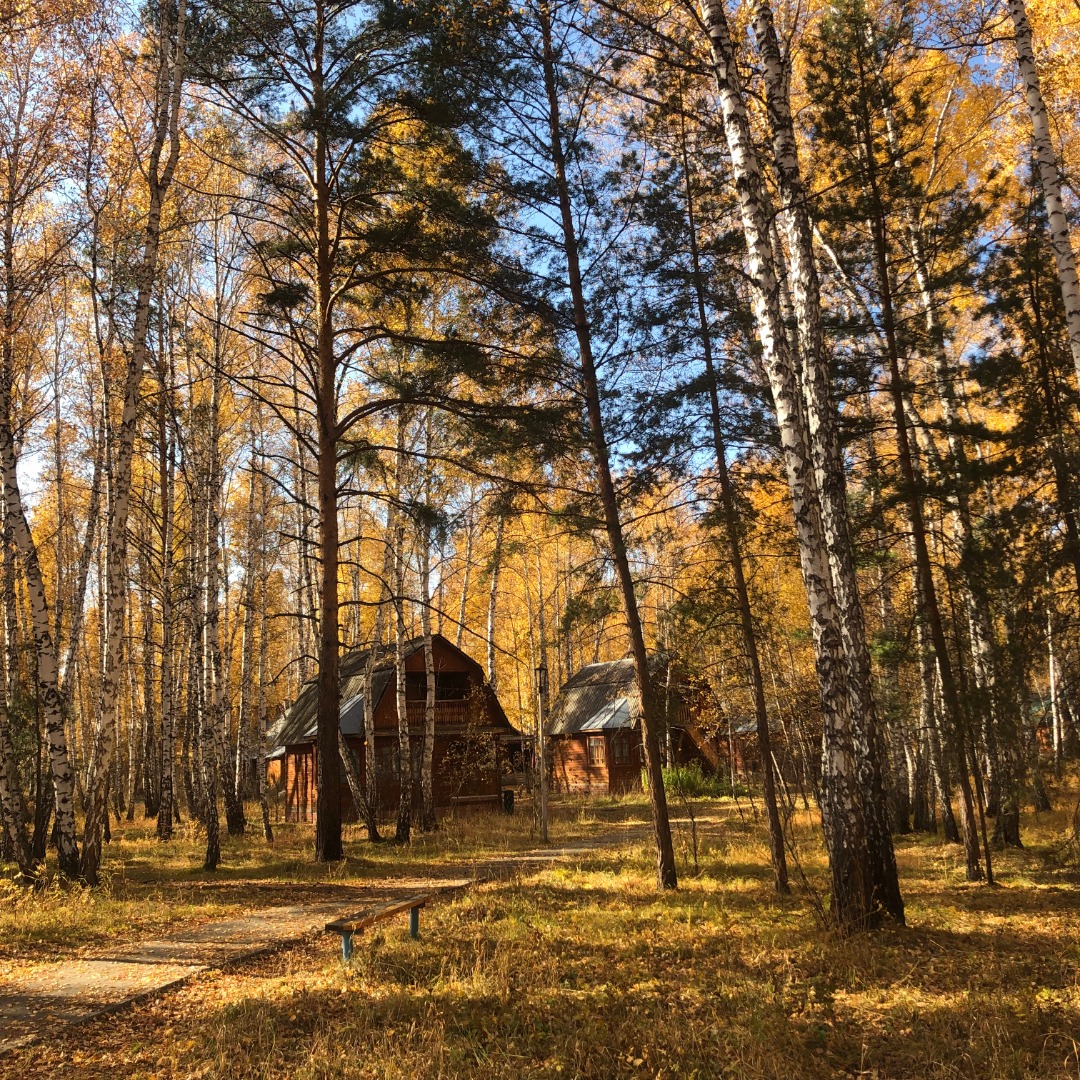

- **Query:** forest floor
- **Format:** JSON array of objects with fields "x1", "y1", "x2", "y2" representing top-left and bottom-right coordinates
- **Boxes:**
[{"x1": 0, "y1": 784, "x2": 1078, "y2": 1079}]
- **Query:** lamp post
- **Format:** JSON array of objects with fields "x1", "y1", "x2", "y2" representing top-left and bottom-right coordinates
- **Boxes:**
[{"x1": 535, "y1": 663, "x2": 549, "y2": 843}]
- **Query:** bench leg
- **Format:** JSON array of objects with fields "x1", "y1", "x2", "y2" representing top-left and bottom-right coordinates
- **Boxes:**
[
  {"x1": 409, "y1": 906, "x2": 419, "y2": 940},
  {"x1": 342, "y1": 932, "x2": 353, "y2": 961}
]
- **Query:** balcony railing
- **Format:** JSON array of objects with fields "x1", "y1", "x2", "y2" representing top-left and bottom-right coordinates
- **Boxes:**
[{"x1": 402, "y1": 701, "x2": 475, "y2": 727}]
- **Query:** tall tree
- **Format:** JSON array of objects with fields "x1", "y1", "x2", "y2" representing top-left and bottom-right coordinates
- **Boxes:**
[
  {"x1": 531, "y1": 0, "x2": 677, "y2": 888},
  {"x1": 81, "y1": 0, "x2": 187, "y2": 884}
]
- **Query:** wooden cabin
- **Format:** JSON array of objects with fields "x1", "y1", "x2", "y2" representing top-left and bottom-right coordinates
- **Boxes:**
[
  {"x1": 548, "y1": 657, "x2": 716, "y2": 795},
  {"x1": 272, "y1": 635, "x2": 520, "y2": 823},
  {"x1": 717, "y1": 715, "x2": 796, "y2": 783}
]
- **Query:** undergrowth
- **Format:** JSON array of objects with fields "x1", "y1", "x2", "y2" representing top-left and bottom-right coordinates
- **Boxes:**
[{"x1": 1, "y1": 785, "x2": 1079, "y2": 1078}]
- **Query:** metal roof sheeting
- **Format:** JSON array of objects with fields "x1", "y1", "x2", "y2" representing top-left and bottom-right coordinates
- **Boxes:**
[
  {"x1": 547, "y1": 659, "x2": 643, "y2": 735},
  {"x1": 275, "y1": 648, "x2": 399, "y2": 750}
]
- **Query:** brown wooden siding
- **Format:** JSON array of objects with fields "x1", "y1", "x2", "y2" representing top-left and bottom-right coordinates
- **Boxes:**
[
  {"x1": 551, "y1": 731, "x2": 642, "y2": 795},
  {"x1": 284, "y1": 744, "x2": 316, "y2": 823},
  {"x1": 282, "y1": 637, "x2": 514, "y2": 823}
]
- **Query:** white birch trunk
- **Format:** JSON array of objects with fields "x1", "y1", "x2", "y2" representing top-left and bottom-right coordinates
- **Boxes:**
[
  {"x1": 751, "y1": 0, "x2": 902, "y2": 921},
  {"x1": 256, "y1": 509, "x2": 274, "y2": 843},
  {"x1": 486, "y1": 513, "x2": 505, "y2": 692},
  {"x1": 1048, "y1": 606, "x2": 1062, "y2": 778},
  {"x1": 1008, "y1": 0, "x2": 1080, "y2": 384},
  {"x1": 360, "y1": 508, "x2": 396, "y2": 841},
  {"x1": 393, "y1": 528, "x2": 412, "y2": 842},
  {"x1": 205, "y1": 367, "x2": 243, "y2": 840},
  {"x1": 0, "y1": 387, "x2": 79, "y2": 877},
  {"x1": 455, "y1": 503, "x2": 474, "y2": 649},
  {"x1": 0, "y1": 692, "x2": 31, "y2": 876},
  {"x1": 420, "y1": 504, "x2": 437, "y2": 832},
  {"x1": 82, "y1": 0, "x2": 186, "y2": 883},
  {"x1": 700, "y1": 0, "x2": 891, "y2": 927},
  {"x1": 199, "y1": 463, "x2": 222, "y2": 869},
  {"x1": 156, "y1": 393, "x2": 175, "y2": 839}
]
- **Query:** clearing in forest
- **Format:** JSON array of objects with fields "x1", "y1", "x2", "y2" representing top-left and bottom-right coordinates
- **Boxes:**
[{"x1": 0, "y1": 791, "x2": 1078, "y2": 1079}]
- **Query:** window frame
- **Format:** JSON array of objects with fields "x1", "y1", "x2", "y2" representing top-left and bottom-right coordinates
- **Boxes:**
[
  {"x1": 587, "y1": 735, "x2": 606, "y2": 768},
  {"x1": 610, "y1": 732, "x2": 630, "y2": 766}
]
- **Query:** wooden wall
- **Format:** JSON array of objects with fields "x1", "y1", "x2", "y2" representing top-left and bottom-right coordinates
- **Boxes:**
[
  {"x1": 282, "y1": 640, "x2": 511, "y2": 823},
  {"x1": 551, "y1": 731, "x2": 642, "y2": 795},
  {"x1": 285, "y1": 733, "x2": 506, "y2": 823}
]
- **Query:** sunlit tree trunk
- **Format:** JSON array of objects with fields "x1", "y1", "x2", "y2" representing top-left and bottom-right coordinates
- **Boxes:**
[
  {"x1": 419, "y1": 448, "x2": 437, "y2": 832},
  {"x1": 0, "y1": 687, "x2": 31, "y2": 877},
  {"x1": 0, "y1": 374, "x2": 78, "y2": 878},
  {"x1": 486, "y1": 511, "x2": 505, "y2": 692},
  {"x1": 127, "y1": 574, "x2": 151, "y2": 820},
  {"x1": 194, "y1": 463, "x2": 221, "y2": 870},
  {"x1": 205, "y1": 366, "x2": 242, "y2": 841},
  {"x1": 237, "y1": 435, "x2": 260, "y2": 810},
  {"x1": 456, "y1": 498, "x2": 475, "y2": 649},
  {"x1": 1049, "y1": 607, "x2": 1063, "y2": 778},
  {"x1": 1, "y1": 494, "x2": 17, "y2": 710},
  {"x1": 1008, "y1": 0, "x2": 1080, "y2": 385},
  {"x1": 751, "y1": 0, "x2": 901, "y2": 921},
  {"x1": 156, "y1": 376, "x2": 176, "y2": 840},
  {"x1": 394, "y1": 417, "x2": 412, "y2": 843},
  {"x1": 291, "y1": 383, "x2": 315, "y2": 689},
  {"x1": 312, "y1": 6, "x2": 343, "y2": 862},
  {"x1": 252, "y1": 416, "x2": 274, "y2": 843},
  {"x1": 539, "y1": 2, "x2": 676, "y2": 888},
  {"x1": 60, "y1": 414, "x2": 104, "y2": 721},
  {"x1": 82, "y1": 0, "x2": 186, "y2": 884},
  {"x1": 361, "y1": 512, "x2": 395, "y2": 842},
  {"x1": 700, "y1": 0, "x2": 895, "y2": 926}
]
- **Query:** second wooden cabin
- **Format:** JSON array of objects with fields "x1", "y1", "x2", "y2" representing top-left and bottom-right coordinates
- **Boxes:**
[{"x1": 547, "y1": 656, "x2": 718, "y2": 795}]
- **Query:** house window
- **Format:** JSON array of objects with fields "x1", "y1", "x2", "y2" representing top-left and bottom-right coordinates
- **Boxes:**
[
  {"x1": 587, "y1": 736, "x2": 606, "y2": 767},
  {"x1": 611, "y1": 733, "x2": 630, "y2": 766},
  {"x1": 375, "y1": 741, "x2": 399, "y2": 777},
  {"x1": 435, "y1": 672, "x2": 470, "y2": 701}
]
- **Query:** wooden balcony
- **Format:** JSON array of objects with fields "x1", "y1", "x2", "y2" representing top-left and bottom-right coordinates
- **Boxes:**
[{"x1": 402, "y1": 701, "x2": 476, "y2": 728}]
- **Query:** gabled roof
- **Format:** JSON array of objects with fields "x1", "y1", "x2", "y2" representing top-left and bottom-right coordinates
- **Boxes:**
[
  {"x1": 273, "y1": 634, "x2": 511, "y2": 750},
  {"x1": 547, "y1": 655, "x2": 691, "y2": 736},
  {"x1": 548, "y1": 657, "x2": 645, "y2": 736}
]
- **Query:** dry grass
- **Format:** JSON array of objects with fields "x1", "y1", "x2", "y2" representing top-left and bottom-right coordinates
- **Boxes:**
[
  {"x1": 0, "y1": 802, "x2": 636, "y2": 965},
  {"x1": 2, "y1": 785, "x2": 1080, "y2": 1079}
]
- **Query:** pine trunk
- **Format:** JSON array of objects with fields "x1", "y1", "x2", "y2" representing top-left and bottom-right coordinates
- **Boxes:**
[
  {"x1": 540, "y1": 4, "x2": 676, "y2": 889},
  {"x1": 312, "y1": 8, "x2": 343, "y2": 861}
]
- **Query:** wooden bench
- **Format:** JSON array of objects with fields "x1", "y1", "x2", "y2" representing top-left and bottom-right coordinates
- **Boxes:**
[
  {"x1": 325, "y1": 893, "x2": 432, "y2": 961},
  {"x1": 449, "y1": 794, "x2": 502, "y2": 808}
]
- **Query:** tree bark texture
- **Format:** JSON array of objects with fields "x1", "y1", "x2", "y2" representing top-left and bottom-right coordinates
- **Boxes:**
[{"x1": 540, "y1": 2, "x2": 676, "y2": 889}]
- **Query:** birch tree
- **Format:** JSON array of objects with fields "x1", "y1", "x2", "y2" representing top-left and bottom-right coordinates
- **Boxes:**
[
  {"x1": 680, "y1": 0, "x2": 904, "y2": 925},
  {"x1": 0, "y1": 3, "x2": 81, "y2": 877},
  {"x1": 81, "y1": 0, "x2": 186, "y2": 884},
  {"x1": 1006, "y1": 0, "x2": 1080, "y2": 387}
]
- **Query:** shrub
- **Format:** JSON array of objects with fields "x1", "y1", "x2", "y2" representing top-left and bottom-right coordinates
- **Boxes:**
[{"x1": 643, "y1": 762, "x2": 746, "y2": 799}]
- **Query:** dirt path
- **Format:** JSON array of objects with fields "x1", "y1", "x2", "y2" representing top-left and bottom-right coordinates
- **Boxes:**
[{"x1": 0, "y1": 836, "x2": 635, "y2": 1054}]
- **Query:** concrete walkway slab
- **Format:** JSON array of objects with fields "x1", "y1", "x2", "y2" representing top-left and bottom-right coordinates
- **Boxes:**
[{"x1": 0, "y1": 830, "x2": 639, "y2": 1054}]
